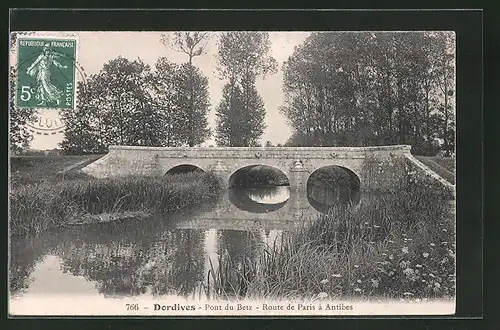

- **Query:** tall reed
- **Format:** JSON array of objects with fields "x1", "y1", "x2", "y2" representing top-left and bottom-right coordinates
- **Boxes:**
[
  {"x1": 10, "y1": 172, "x2": 221, "y2": 237},
  {"x1": 209, "y1": 184, "x2": 455, "y2": 300}
]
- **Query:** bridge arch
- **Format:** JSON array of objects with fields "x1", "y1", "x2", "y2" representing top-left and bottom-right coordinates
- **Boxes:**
[
  {"x1": 306, "y1": 165, "x2": 361, "y2": 213},
  {"x1": 228, "y1": 164, "x2": 290, "y2": 188},
  {"x1": 165, "y1": 164, "x2": 205, "y2": 175}
]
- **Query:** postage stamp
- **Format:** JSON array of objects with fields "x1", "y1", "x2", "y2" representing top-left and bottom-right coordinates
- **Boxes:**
[{"x1": 16, "y1": 38, "x2": 77, "y2": 109}]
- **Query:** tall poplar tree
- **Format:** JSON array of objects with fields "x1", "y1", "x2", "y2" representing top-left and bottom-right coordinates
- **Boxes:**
[{"x1": 215, "y1": 32, "x2": 277, "y2": 147}]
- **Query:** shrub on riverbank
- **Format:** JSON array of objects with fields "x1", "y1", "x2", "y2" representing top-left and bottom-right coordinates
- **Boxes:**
[
  {"x1": 10, "y1": 172, "x2": 221, "y2": 237},
  {"x1": 210, "y1": 183, "x2": 455, "y2": 301}
]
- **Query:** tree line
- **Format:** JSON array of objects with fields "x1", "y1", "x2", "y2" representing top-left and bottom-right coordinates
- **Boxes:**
[
  {"x1": 281, "y1": 31, "x2": 455, "y2": 155},
  {"x1": 59, "y1": 31, "x2": 276, "y2": 154},
  {"x1": 10, "y1": 31, "x2": 455, "y2": 156}
]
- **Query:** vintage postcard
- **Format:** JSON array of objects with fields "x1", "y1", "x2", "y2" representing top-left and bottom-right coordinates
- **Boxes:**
[{"x1": 9, "y1": 30, "x2": 456, "y2": 316}]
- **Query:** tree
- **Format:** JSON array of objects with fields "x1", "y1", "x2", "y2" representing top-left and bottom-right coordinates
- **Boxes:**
[
  {"x1": 151, "y1": 58, "x2": 183, "y2": 146},
  {"x1": 160, "y1": 32, "x2": 211, "y2": 146},
  {"x1": 280, "y1": 31, "x2": 456, "y2": 155},
  {"x1": 215, "y1": 83, "x2": 243, "y2": 147},
  {"x1": 433, "y1": 32, "x2": 456, "y2": 156},
  {"x1": 174, "y1": 63, "x2": 211, "y2": 146},
  {"x1": 61, "y1": 57, "x2": 162, "y2": 154},
  {"x1": 215, "y1": 32, "x2": 277, "y2": 147},
  {"x1": 216, "y1": 32, "x2": 278, "y2": 82},
  {"x1": 160, "y1": 32, "x2": 210, "y2": 67},
  {"x1": 60, "y1": 80, "x2": 107, "y2": 154}
]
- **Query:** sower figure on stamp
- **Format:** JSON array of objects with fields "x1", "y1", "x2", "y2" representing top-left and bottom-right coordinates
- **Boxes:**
[{"x1": 26, "y1": 43, "x2": 67, "y2": 106}]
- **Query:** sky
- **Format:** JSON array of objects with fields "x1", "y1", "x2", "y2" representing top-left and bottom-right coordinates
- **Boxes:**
[{"x1": 20, "y1": 31, "x2": 311, "y2": 150}]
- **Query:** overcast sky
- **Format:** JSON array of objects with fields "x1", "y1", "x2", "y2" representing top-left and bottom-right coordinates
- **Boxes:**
[{"x1": 23, "y1": 31, "x2": 310, "y2": 150}]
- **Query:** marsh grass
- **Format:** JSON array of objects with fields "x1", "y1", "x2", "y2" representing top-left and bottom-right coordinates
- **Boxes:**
[
  {"x1": 10, "y1": 172, "x2": 221, "y2": 237},
  {"x1": 209, "y1": 183, "x2": 455, "y2": 301}
]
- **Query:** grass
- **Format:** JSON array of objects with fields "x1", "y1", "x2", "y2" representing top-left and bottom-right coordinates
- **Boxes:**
[
  {"x1": 10, "y1": 156, "x2": 222, "y2": 237},
  {"x1": 10, "y1": 155, "x2": 104, "y2": 186},
  {"x1": 207, "y1": 182, "x2": 455, "y2": 301},
  {"x1": 415, "y1": 156, "x2": 455, "y2": 184}
]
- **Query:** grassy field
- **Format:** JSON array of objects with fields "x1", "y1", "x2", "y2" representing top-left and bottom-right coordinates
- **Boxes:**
[
  {"x1": 9, "y1": 155, "x2": 222, "y2": 237},
  {"x1": 208, "y1": 182, "x2": 456, "y2": 301},
  {"x1": 10, "y1": 155, "x2": 105, "y2": 186},
  {"x1": 415, "y1": 156, "x2": 455, "y2": 185}
]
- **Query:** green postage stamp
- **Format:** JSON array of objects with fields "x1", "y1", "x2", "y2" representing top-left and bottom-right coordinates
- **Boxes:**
[{"x1": 16, "y1": 38, "x2": 77, "y2": 109}]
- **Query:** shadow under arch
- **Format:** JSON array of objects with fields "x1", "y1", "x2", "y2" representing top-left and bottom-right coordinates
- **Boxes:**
[
  {"x1": 306, "y1": 165, "x2": 361, "y2": 213},
  {"x1": 228, "y1": 164, "x2": 290, "y2": 188},
  {"x1": 228, "y1": 187, "x2": 289, "y2": 214},
  {"x1": 165, "y1": 164, "x2": 204, "y2": 175}
]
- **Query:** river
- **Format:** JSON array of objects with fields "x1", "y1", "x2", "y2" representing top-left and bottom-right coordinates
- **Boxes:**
[{"x1": 9, "y1": 183, "x2": 359, "y2": 301}]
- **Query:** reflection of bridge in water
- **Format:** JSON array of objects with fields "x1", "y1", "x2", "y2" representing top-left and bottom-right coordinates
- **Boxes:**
[{"x1": 173, "y1": 188, "x2": 322, "y2": 231}]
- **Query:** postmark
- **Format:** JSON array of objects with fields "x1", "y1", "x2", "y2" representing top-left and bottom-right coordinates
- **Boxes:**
[
  {"x1": 26, "y1": 109, "x2": 66, "y2": 135},
  {"x1": 16, "y1": 37, "x2": 78, "y2": 110}
]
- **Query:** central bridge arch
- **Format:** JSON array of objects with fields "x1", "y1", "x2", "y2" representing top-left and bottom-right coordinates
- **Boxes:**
[
  {"x1": 165, "y1": 164, "x2": 204, "y2": 175},
  {"x1": 228, "y1": 164, "x2": 290, "y2": 188}
]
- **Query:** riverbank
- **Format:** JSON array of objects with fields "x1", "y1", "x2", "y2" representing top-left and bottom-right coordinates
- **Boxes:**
[
  {"x1": 210, "y1": 182, "x2": 455, "y2": 301},
  {"x1": 9, "y1": 156, "x2": 222, "y2": 237}
]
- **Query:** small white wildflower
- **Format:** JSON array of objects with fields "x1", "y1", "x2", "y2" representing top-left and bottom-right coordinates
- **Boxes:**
[
  {"x1": 423, "y1": 252, "x2": 430, "y2": 258},
  {"x1": 389, "y1": 254, "x2": 394, "y2": 260},
  {"x1": 354, "y1": 264, "x2": 359, "y2": 269},
  {"x1": 317, "y1": 292, "x2": 328, "y2": 299},
  {"x1": 332, "y1": 273, "x2": 342, "y2": 278},
  {"x1": 371, "y1": 279, "x2": 379, "y2": 288},
  {"x1": 402, "y1": 247, "x2": 409, "y2": 254},
  {"x1": 374, "y1": 225, "x2": 381, "y2": 229},
  {"x1": 320, "y1": 279, "x2": 329, "y2": 284},
  {"x1": 416, "y1": 264, "x2": 423, "y2": 268},
  {"x1": 403, "y1": 268, "x2": 415, "y2": 276},
  {"x1": 430, "y1": 243, "x2": 436, "y2": 247},
  {"x1": 354, "y1": 288, "x2": 362, "y2": 293},
  {"x1": 442, "y1": 228, "x2": 448, "y2": 232},
  {"x1": 357, "y1": 279, "x2": 362, "y2": 283}
]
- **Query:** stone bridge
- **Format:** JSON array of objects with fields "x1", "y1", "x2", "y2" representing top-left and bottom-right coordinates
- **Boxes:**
[{"x1": 82, "y1": 145, "x2": 420, "y2": 192}]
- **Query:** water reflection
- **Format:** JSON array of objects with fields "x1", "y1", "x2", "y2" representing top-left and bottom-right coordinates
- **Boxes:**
[
  {"x1": 307, "y1": 181, "x2": 361, "y2": 213},
  {"x1": 307, "y1": 166, "x2": 361, "y2": 213},
  {"x1": 229, "y1": 186, "x2": 290, "y2": 213},
  {"x1": 10, "y1": 181, "x2": 358, "y2": 300}
]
